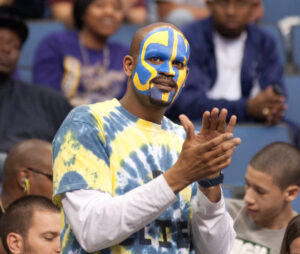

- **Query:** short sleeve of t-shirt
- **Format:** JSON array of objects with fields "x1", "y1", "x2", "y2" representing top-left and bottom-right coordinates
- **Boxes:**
[{"x1": 52, "y1": 105, "x2": 112, "y2": 206}]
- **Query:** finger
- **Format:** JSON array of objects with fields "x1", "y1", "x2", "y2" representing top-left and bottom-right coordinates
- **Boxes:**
[
  {"x1": 217, "y1": 108, "x2": 227, "y2": 132},
  {"x1": 210, "y1": 107, "x2": 219, "y2": 130},
  {"x1": 179, "y1": 114, "x2": 195, "y2": 141},
  {"x1": 201, "y1": 111, "x2": 211, "y2": 130},
  {"x1": 226, "y1": 115, "x2": 237, "y2": 133},
  {"x1": 202, "y1": 133, "x2": 234, "y2": 152},
  {"x1": 207, "y1": 147, "x2": 236, "y2": 167}
]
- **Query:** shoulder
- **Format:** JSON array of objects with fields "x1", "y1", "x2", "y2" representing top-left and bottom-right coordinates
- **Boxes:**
[
  {"x1": 226, "y1": 198, "x2": 246, "y2": 218},
  {"x1": 247, "y1": 24, "x2": 277, "y2": 48},
  {"x1": 162, "y1": 116, "x2": 186, "y2": 139},
  {"x1": 183, "y1": 17, "x2": 212, "y2": 39},
  {"x1": 108, "y1": 41, "x2": 129, "y2": 56},
  {"x1": 38, "y1": 30, "x2": 79, "y2": 49}
]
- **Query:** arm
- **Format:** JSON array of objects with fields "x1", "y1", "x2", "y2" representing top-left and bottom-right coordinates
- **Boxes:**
[
  {"x1": 167, "y1": 64, "x2": 249, "y2": 122},
  {"x1": 191, "y1": 187, "x2": 235, "y2": 254},
  {"x1": 33, "y1": 34, "x2": 64, "y2": 91},
  {"x1": 246, "y1": 31, "x2": 287, "y2": 124},
  {"x1": 61, "y1": 175, "x2": 176, "y2": 252}
]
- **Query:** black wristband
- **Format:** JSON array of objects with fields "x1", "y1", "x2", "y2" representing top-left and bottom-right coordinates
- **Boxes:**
[{"x1": 198, "y1": 173, "x2": 224, "y2": 187}]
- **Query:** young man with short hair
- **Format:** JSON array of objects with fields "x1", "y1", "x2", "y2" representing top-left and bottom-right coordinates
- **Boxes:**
[
  {"x1": 227, "y1": 142, "x2": 300, "y2": 254},
  {"x1": 0, "y1": 195, "x2": 60, "y2": 254}
]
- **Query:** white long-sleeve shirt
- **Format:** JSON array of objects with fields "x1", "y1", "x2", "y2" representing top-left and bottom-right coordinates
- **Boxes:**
[{"x1": 62, "y1": 175, "x2": 235, "y2": 254}]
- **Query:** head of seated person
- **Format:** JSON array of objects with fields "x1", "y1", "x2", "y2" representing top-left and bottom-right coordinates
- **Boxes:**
[
  {"x1": 280, "y1": 214, "x2": 300, "y2": 254},
  {"x1": 0, "y1": 195, "x2": 60, "y2": 254},
  {"x1": 244, "y1": 142, "x2": 300, "y2": 229},
  {"x1": 206, "y1": 0, "x2": 255, "y2": 39},
  {"x1": 0, "y1": 12, "x2": 28, "y2": 84},
  {"x1": 0, "y1": 139, "x2": 53, "y2": 213},
  {"x1": 73, "y1": 0, "x2": 124, "y2": 44}
]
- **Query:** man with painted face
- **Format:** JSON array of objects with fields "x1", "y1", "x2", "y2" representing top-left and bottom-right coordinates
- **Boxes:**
[
  {"x1": 52, "y1": 23, "x2": 241, "y2": 254},
  {"x1": 166, "y1": 0, "x2": 287, "y2": 126}
]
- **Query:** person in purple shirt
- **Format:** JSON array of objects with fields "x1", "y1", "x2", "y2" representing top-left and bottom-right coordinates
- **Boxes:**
[{"x1": 33, "y1": 0, "x2": 128, "y2": 106}]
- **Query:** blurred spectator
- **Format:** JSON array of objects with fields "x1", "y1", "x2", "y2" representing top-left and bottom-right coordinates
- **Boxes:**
[
  {"x1": 0, "y1": 196, "x2": 60, "y2": 254},
  {"x1": 166, "y1": 0, "x2": 286, "y2": 126},
  {"x1": 0, "y1": 13, "x2": 72, "y2": 154},
  {"x1": 33, "y1": 0, "x2": 128, "y2": 106},
  {"x1": 227, "y1": 142, "x2": 300, "y2": 253},
  {"x1": 48, "y1": 0, "x2": 146, "y2": 29},
  {"x1": 0, "y1": 0, "x2": 46, "y2": 19},
  {"x1": 156, "y1": 0, "x2": 210, "y2": 27},
  {"x1": 250, "y1": 0, "x2": 264, "y2": 23},
  {"x1": 47, "y1": 0, "x2": 75, "y2": 28},
  {"x1": 280, "y1": 215, "x2": 300, "y2": 254},
  {"x1": 121, "y1": 0, "x2": 147, "y2": 24},
  {"x1": 0, "y1": 139, "x2": 53, "y2": 214}
]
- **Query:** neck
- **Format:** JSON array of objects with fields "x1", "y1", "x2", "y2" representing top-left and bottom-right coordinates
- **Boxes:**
[
  {"x1": 79, "y1": 29, "x2": 107, "y2": 50},
  {"x1": 120, "y1": 84, "x2": 166, "y2": 124},
  {"x1": 257, "y1": 205, "x2": 295, "y2": 230},
  {"x1": 1, "y1": 185, "x2": 23, "y2": 211}
]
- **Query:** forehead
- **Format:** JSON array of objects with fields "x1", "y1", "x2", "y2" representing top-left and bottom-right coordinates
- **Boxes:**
[
  {"x1": 29, "y1": 209, "x2": 60, "y2": 231},
  {"x1": 246, "y1": 166, "x2": 277, "y2": 187},
  {"x1": 141, "y1": 27, "x2": 189, "y2": 56},
  {"x1": 0, "y1": 27, "x2": 21, "y2": 42}
]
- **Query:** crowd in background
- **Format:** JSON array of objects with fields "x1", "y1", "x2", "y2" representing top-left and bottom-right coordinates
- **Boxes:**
[{"x1": 0, "y1": 0, "x2": 300, "y2": 253}]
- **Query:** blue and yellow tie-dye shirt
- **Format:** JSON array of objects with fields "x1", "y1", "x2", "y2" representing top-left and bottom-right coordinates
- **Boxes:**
[{"x1": 53, "y1": 98, "x2": 198, "y2": 253}]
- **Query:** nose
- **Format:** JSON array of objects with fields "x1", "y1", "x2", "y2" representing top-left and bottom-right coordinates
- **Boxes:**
[
  {"x1": 243, "y1": 187, "x2": 255, "y2": 205},
  {"x1": 103, "y1": 4, "x2": 115, "y2": 15},
  {"x1": 158, "y1": 61, "x2": 175, "y2": 77},
  {"x1": 225, "y1": 3, "x2": 237, "y2": 16},
  {"x1": 0, "y1": 43, "x2": 12, "y2": 54}
]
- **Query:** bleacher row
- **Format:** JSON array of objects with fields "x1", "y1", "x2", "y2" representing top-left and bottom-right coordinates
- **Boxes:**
[{"x1": 16, "y1": 9, "x2": 300, "y2": 212}]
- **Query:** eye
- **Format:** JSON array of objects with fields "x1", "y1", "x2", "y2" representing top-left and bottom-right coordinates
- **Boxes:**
[
  {"x1": 172, "y1": 60, "x2": 184, "y2": 69},
  {"x1": 148, "y1": 57, "x2": 163, "y2": 64}
]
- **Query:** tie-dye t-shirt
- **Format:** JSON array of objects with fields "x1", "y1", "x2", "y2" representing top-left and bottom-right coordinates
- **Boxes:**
[{"x1": 53, "y1": 98, "x2": 198, "y2": 253}]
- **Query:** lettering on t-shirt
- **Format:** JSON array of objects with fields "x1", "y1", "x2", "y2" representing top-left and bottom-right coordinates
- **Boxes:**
[
  {"x1": 230, "y1": 237, "x2": 270, "y2": 254},
  {"x1": 120, "y1": 220, "x2": 189, "y2": 249}
]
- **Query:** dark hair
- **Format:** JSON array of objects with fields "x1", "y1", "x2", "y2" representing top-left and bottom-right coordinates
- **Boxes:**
[
  {"x1": 280, "y1": 215, "x2": 300, "y2": 254},
  {"x1": 250, "y1": 142, "x2": 300, "y2": 190},
  {"x1": 73, "y1": 0, "x2": 94, "y2": 30},
  {"x1": 0, "y1": 195, "x2": 60, "y2": 254}
]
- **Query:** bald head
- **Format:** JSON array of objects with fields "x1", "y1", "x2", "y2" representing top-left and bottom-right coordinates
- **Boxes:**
[
  {"x1": 3, "y1": 139, "x2": 52, "y2": 179},
  {"x1": 129, "y1": 22, "x2": 185, "y2": 58}
]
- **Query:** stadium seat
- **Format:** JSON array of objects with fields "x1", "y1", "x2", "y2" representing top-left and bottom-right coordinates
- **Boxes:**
[
  {"x1": 292, "y1": 25, "x2": 300, "y2": 71},
  {"x1": 262, "y1": 0, "x2": 300, "y2": 24},
  {"x1": 18, "y1": 20, "x2": 66, "y2": 83},
  {"x1": 109, "y1": 23, "x2": 141, "y2": 48},
  {"x1": 223, "y1": 123, "x2": 293, "y2": 187},
  {"x1": 284, "y1": 75, "x2": 300, "y2": 126}
]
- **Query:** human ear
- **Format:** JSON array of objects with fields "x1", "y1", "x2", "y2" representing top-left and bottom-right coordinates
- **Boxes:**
[
  {"x1": 284, "y1": 185, "x2": 300, "y2": 203},
  {"x1": 123, "y1": 55, "x2": 135, "y2": 77},
  {"x1": 17, "y1": 170, "x2": 29, "y2": 193},
  {"x1": 6, "y1": 233, "x2": 24, "y2": 254}
]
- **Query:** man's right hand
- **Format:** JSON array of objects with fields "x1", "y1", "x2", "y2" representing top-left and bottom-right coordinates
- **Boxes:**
[{"x1": 164, "y1": 112, "x2": 241, "y2": 194}]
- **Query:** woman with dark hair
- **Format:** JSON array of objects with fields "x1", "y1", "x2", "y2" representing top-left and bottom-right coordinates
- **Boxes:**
[
  {"x1": 280, "y1": 215, "x2": 300, "y2": 254},
  {"x1": 33, "y1": 0, "x2": 128, "y2": 106}
]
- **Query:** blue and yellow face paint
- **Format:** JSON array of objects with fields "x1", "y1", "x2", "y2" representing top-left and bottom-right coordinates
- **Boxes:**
[{"x1": 132, "y1": 26, "x2": 190, "y2": 104}]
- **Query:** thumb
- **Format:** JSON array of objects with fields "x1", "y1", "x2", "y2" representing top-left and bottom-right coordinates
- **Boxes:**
[{"x1": 179, "y1": 114, "x2": 195, "y2": 141}]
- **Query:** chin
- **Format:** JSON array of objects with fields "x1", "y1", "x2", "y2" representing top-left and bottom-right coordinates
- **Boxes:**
[{"x1": 149, "y1": 97, "x2": 171, "y2": 107}]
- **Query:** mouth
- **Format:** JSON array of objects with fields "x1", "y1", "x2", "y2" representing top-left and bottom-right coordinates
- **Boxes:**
[
  {"x1": 152, "y1": 79, "x2": 176, "y2": 93},
  {"x1": 246, "y1": 207, "x2": 258, "y2": 215}
]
